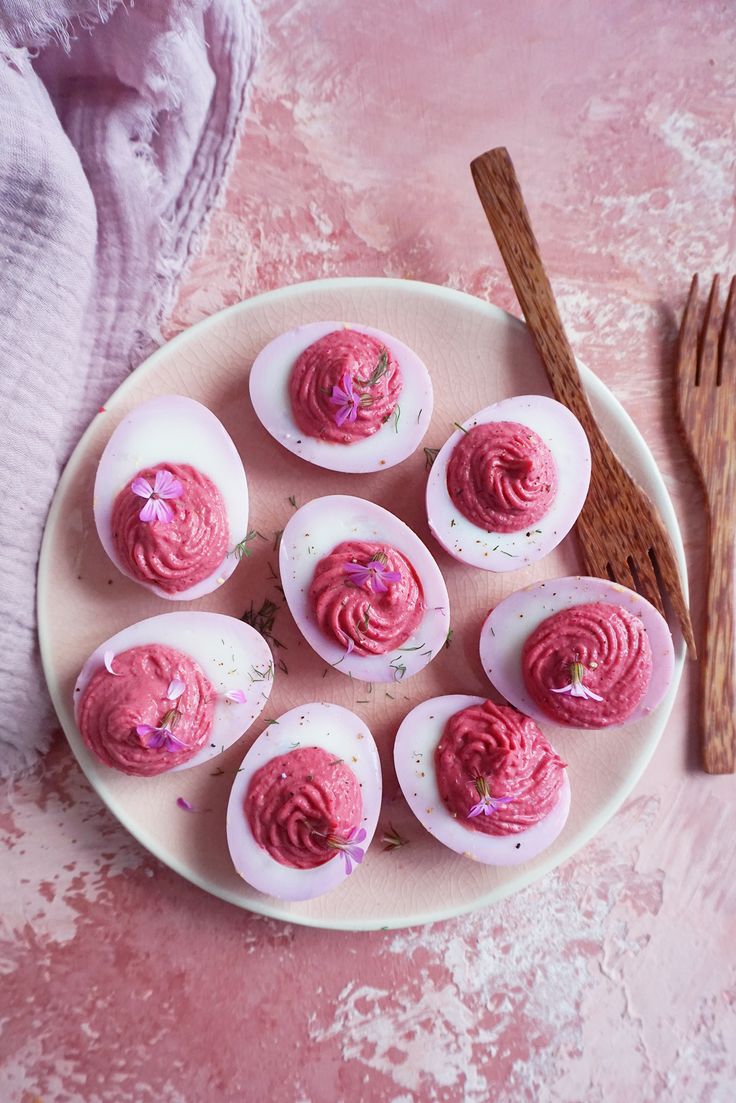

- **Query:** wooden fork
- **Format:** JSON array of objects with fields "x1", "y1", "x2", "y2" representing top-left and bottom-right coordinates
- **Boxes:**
[
  {"x1": 675, "y1": 274, "x2": 735, "y2": 773},
  {"x1": 470, "y1": 147, "x2": 696, "y2": 660}
]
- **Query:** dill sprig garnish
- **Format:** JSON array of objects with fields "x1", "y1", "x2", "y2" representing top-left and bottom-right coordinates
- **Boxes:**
[{"x1": 356, "y1": 347, "x2": 389, "y2": 387}]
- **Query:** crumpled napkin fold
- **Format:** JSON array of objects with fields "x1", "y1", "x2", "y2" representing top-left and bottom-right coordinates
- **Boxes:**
[{"x1": 0, "y1": 0, "x2": 259, "y2": 776}]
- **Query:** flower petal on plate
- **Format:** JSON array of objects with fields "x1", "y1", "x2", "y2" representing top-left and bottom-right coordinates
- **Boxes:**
[{"x1": 104, "y1": 650, "x2": 119, "y2": 676}]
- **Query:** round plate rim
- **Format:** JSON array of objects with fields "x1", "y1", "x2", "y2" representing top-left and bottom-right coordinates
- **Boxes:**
[{"x1": 37, "y1": 276, "x2": 687, "y2": 931}]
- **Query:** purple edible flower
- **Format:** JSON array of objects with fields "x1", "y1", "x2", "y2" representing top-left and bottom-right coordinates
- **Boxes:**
[
  {"x1": 326, "y1": 826, "x2": 367, "y2": 875},
  {"x1": 467, "y1": 775, "x2": 513, "y2": 819},
  {"x1": 131, "y1": 469, "x2": 183, "y2": 524},
  {"x1": 550, "y1": 659, "x2": 604, "y2": 702},
  {"x1": 328, "y1": 373, "x2": 360, "y2": 427},
  {"x1": 467, "y1": 794, "x2": 514, "y2": 819},
  {"x1": 225, "y1": 689, "x2": 248, "y2": 704},
  {"x1": 343, "y1": 553, "x2": 401, "y2": 594},
  {"x1": 136, "y1": 707, "x2": 186, "y2": 753}
]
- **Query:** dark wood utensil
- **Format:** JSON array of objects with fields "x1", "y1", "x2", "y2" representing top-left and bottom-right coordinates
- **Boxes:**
[
  {"x1": 675, "y1": 274, "x2": 735, "y2": 773},
  {"x1": 470, "y1": 147, "x2": 696, "y2": 668}
]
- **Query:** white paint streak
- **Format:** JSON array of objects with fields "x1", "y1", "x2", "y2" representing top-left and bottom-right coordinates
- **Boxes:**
[
  {"x1": 658, "y1": 110, "x2": 734, "y2": 204},
  {"x1": 311, "y1": 791, "x2": 736, "y2": 1102},
  {"x1": 0, "y1": 764, "x2": 145, "y2": 954},
  {"x1": 313, "y1": 981, "x2": 480, "y2": 1095}
]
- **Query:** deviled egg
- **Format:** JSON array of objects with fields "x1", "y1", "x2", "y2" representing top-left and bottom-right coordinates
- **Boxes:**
[
  {"x1": 426, "y1": 395, "x2": 590, "y2": 571},
  {"x1": 249, "y1": 322, "x2": 433, "y2": 473},
  {"x1": 227, "y1": 702, "x2": 381, "y2": 901},
  {"x1": 279, "y1": 495, "x2": 450, "y2": 683},
  {"x1": 74, "y1": 612, "x2": 273, "y2": 776},
  {"x1": 394, "y1": 695, "x2": 570, "y2": 866},
  {"x1": 94, "y1": 395, "x2": 248, "y2": 599},
  {"x1": 479, "y1": 576, "x2": 675, "y2": 728}
]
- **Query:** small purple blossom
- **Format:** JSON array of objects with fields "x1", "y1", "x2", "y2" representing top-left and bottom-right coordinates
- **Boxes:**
[
  {"x1": 467, "y1": 794, "x2": 514, "y2": 818},
  {"x1": 328, "y1": 373, "x2": 360, "y2": 427},
  {"x1": 225, "y1": 689, "x2": 248, "y2": 704},
  {"x1": 131, "y1": 469, "x2": 183, "y2": 524},
  {"x1": 327, "y1": 826, "x2": 367, "y2": 875},
  {"x1": 136, "y1": 707, "x2": 186, "y2": 753},
  {"x1": 343, "y1": 554, "x2": 401, "y2": 594},
  {"x1": 467, "y1": 775, "x2": 513, "y2": 819},
  {"x1": 104, "y1": 650, "x2": 120, "y2": 676},
  {"x1": 551, "y1": 659, "x2": 603, "y2": 702},
  {"x1": 166, "y1": 679, "x2": 185, "y2": 701}
]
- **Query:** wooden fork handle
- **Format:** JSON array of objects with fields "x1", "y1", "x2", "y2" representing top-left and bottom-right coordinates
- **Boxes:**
[
  {"x1": 702, "y1": 507, "x2": 736, "y2": 773},
  {"x1": 470, "y1": 148, "x2": 604, "y2": 449}
]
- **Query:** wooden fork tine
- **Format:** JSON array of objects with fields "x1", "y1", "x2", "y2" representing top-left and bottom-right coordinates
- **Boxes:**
[
  {"x1": 602, "y1": 552, "x2": 637, "y2": 595},
  {"x1": 698, "y1": 274, "x2": 720, "y2": 387},
  {"x1": 626, "y1": 549, "x2": 665, "y2": 617},
  {"x1": 577, "y1": 541, "x2": 610, "y2": 584},
  {"x1": 613, "y1": 560, "x2": 640, "y2": 604},
  {"x1": 606, "y1": 552, "x2": 664, "y2": 620},
  {"x1": 718, "y1": 274, "x2": 736, "y2": 385},
  {"x1": 649, "y1": 528, "x2": 697, "y2": 656},
  {"x1": 676, "y1": 274, "x2": 699, "y2": 394},
  {"x1": 602, "y1": 522, "x2": 694, "y2": 655}
]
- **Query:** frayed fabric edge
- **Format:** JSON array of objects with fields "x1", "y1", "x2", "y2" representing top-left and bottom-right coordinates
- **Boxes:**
[
  {"x1": 0, "y1": 0, "x2": 123, "y2": 56},
  {"x1": 0, "y1": 2, "x2": 261, "y2": 780},
  {"x1": 0, "y1": 723, "x2": 55, "y2": 781},
  {"x1": 129, "y1": 3, "x2": 263, "y2": 366}
]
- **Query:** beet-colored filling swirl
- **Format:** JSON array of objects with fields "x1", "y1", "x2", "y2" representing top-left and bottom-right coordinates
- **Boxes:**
[
  {"x1": 77, "y1": 644, "x2": 214, "y2": 776},
  {"x1": 245, "y1": 747, "x2": 362, "y2": 869},
  {"x1": 446, "y1": 421, "x2": 557, "y2": 532},
  {"x1": 309, "y1": 539, "x2": 424, "y2": 655},
  {"x1": 434, "y1": 700, "x2": 566, "y2": 836},
  {"x1": 522, "y1": 601, "x2": 653, "y2": 727},
  {"x1": 111, "y1": 462, "x2": 228, "y2": 593},
  {"x1": 289, "y1": 330, "x2": 402, "y2": 443}
]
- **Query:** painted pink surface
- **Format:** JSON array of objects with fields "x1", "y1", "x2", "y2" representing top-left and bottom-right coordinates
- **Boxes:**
[{"x1": 3, "y1": 1, "x2": 735, "y2": 1100}]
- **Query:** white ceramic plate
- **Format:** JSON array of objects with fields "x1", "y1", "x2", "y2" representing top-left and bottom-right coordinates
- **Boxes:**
[{"x1": 38, "y1": 277, "x2": 686, "y2": 930}]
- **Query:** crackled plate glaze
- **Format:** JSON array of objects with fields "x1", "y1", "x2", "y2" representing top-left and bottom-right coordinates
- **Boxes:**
[{"x1": 38, "y1": 278, "x2": 686, "y2": 930}]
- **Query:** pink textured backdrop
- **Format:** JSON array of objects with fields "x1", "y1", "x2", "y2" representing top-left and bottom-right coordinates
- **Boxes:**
[{"x1": 3, "y1": 1, "x2": 736, "y2": 1100}]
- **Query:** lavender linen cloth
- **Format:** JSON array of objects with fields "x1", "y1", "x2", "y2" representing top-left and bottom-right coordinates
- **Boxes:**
[{"x1": 0, "y1": 0, "x2": 259, "y2": 777}]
